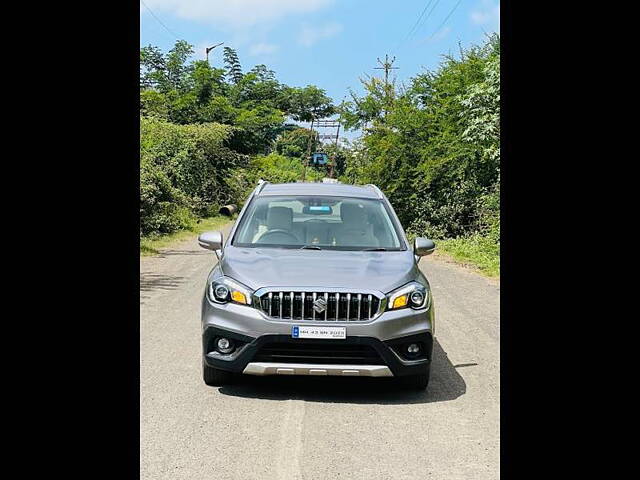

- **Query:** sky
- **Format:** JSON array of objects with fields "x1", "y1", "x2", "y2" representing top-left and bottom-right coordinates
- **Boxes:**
[{"x1": 140, "y1": 0, "x2": 500, "y2": 140}]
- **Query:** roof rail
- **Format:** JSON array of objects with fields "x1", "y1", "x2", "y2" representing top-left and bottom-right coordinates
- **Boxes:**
[
  {"x1": 256, "y1": 179, "x2": 269, "y2": 195},
  {"x1": 364, "y1": 184, "x2": 384, "y2": 199}
]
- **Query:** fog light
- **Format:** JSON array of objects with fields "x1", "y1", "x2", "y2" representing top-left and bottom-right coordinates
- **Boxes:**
[
  {"x1": 407, "y1": 343, "x2": 420, "y2": 354},
  {"x1": 216, "y1": 337, "x2": 234, "y2": 354}
]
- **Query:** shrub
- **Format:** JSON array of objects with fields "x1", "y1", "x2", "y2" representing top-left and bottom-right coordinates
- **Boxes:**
[{"x1": 140, "y1": 117, "x2": 248, "y2": 236}]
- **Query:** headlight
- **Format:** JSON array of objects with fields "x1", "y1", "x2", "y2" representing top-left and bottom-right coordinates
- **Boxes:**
[
  {"x1": 208, "y1": 276, "x2": 253, "y2": 306},
  {"x1": 387, "y1": 281, "x2": 429, "y2": 310}
]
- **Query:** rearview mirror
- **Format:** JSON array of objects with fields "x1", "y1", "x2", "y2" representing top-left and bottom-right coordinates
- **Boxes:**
[
  {"x1": 414, "y1": 237, "x2": 435, "y2": 256},
  {"x1": 198, "y1": 231, "x2": 223, "y2": 251},
  {"x1": 302, "y1": 205, "x2": 333, "y2": 215}
]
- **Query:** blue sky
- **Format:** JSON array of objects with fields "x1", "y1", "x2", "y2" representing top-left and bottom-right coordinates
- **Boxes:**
[{"x1": 140, "y1": 0, "x2": 499, "y2": 139}]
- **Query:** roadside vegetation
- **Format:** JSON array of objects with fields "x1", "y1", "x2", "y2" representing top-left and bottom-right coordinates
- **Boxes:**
[
  {"x1": 139, "y1": 41, "x2": 333, "y2": 239},
  {"x1": 139, "y1": 36, "x2": 499, "y2": 276},
  {"x1": 436, "y1": 235, "x2": 500, "y2": 278},
  {"x1": 140, "y1": 216, "x2": 230, "y2": 256}
]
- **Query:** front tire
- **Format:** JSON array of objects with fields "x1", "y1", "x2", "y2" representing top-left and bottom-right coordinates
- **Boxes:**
[{"x1": 203, "y1": 360, "x2": 234, "y2": 386}]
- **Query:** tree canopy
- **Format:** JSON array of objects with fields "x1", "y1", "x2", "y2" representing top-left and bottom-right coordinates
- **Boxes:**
[{"x1": 140, "y1": 42, "x2": 335, "y2": 155}]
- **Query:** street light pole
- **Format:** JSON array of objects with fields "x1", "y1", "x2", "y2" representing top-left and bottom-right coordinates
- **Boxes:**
[{"x1": 206, "y1": 42, "x2": 224, "y2": 64}]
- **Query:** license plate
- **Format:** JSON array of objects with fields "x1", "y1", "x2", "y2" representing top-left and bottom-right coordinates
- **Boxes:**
[{"x1": 291, "y1": 325, "x2": 346, "y2": 339}]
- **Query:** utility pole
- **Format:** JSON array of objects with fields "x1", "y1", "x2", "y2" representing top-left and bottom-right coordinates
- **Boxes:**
[
  {"x1": 374, "y1": 54, "x2": 398, "y2": 117},
  {"x1": 301, "y1": 118, "x2": 342, "y2": 181},
  {"x1": 315, "y1": 120, "x2": 340, "y2": 179},
  {"x1": 374, "y1": 54, "x2": 398, "y2": 87},
  {"x1": 327, "y1": 122, "x2": 340, "y2": 179},
  {"x1": 302, "y1": 117, "x2": 315, "y2": 182},
  {"x1": 206, "y1": 42, "x2": 224, "y2": 64},
  {"x1": 327, "y1": 96, "x2": 346, "y2": 179}
]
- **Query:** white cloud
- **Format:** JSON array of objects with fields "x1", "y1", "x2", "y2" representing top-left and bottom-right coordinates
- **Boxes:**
[
  {"x1": 298, "y1": 22, "x2": 343, "y2": 47},
  {"x1": 470, "y1": 0, "x2": 500, "y2": 31},
  {"x1": 143, "y1": 0, "x2": 333, "y2": 30},
  {"x1": 249, "y1": 42, "x2": 279, "y2": 56}
]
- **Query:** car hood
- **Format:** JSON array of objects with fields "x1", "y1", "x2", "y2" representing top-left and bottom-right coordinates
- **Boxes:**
[{"x1": 219, "y1": 245, "x2": 420, "y2": 293}]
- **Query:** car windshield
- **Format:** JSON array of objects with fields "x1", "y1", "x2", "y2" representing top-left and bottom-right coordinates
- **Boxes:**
[{"x1": 232, "y1": 195, "x2": 404, "y2": 250}]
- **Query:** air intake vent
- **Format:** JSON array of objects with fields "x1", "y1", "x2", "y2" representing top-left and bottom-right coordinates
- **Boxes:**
[{"x1": 254, "y1": 341, "x2": 385, "y2": 364}]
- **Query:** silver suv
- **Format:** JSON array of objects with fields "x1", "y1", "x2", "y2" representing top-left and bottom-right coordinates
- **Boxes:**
[{"x1": 198, "y1": 181, "x2": 436, "y2": 390}]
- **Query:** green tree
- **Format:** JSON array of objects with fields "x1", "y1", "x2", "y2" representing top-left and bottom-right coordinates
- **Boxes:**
[
  {"x1": 279, "y1": 86, "x2": 336, "y2": 122},
  {"x1": 275, "y1": 128, "x2": 318, "y2": 158},
  {"x1": 140, "y1": 41, "x2": 194, "y2": 93},
  {"x1": 223, "y1": 47, "x2": 243, "y2": 84},
  {"x1": 140, "y1": 41, "x2": 335, "y2": 156}
]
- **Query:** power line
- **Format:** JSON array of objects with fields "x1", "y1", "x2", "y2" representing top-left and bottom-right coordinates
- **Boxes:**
[
  {"x1": 393, "y1": 0, "x2": 434, "y2": 52},
  {"x1": 425, "y1": 0, "x2": 464, "y2": 42},
  {"x1": 393, "y1": 0, "x2": 442, "y2": 53},
  {"x1": 140, "y1": 0, "x2": 181, "y2": 40},
  {"x1": 421, "y1": 0, "x2": 442, "y2": 29}
]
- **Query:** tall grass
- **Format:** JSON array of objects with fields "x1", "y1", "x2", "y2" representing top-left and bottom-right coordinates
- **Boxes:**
[{"x1": 436, "y1": 234, "x2": 499, "y2": 278}]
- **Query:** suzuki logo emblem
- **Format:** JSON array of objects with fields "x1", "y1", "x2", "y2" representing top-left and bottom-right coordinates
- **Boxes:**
[{"x1": 313, "y1": 297, "x2": 327, "y2": 313}]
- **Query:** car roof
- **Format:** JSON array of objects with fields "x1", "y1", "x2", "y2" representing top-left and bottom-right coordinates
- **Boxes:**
[{"x1": 258, "y1": 182, "x2": 381, "y2": 199}]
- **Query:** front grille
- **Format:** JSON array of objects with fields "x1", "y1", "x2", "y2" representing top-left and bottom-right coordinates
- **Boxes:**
[
  {"x1": 257, "y1": 291, "x2": 382, "y2": 321},
  {"x1": 253, "y1": 342, "x2": 385, "y2": 365}
]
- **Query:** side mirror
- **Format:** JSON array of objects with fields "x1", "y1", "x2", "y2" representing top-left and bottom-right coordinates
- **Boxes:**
[
  {"x1": 198, "y1": 231, "x2": 223, "y2": 251},
  {"x1": 414, "y1": 237, "x2": 435, "y2": 257}
]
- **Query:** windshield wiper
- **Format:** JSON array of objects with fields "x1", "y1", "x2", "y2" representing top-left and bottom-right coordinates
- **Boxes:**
[
  {"x1": 300, "y1": 245, "x2": 322, "y2": 250},
  {"x1": 363, "y1": 247, "x2": 388, "y2": 251}
]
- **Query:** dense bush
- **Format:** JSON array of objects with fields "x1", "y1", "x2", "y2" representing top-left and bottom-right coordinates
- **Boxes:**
[
  {"x1": 140, "y1": 117, "x2": 248, "y2": 236},
  {"x1": 140, "y1": 156, "x2": 193, "y2": 235},
  {"x1": 140, "y1": 117, "x2": 325, "y2": 237}
]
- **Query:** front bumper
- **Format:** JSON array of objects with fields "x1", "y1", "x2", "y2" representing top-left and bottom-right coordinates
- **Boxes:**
[
  {"x1": 202, "y1": 294, "x2": 434, "y2": 341},
  {"x1": 202, "y1": 297, "x2": 434, "y2": 377},
  {"x1": 203, "y1": 327, "x2": 432, "y2": 377}
]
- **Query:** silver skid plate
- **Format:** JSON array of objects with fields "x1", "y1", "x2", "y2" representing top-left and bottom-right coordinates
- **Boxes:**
[{"x1": 243, "y1": 362, "x2": 393, "y2": 377}]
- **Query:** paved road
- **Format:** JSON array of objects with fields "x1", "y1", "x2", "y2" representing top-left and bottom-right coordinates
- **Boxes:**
[{"x1": 140, "y1": 224, "x2": 500, "y2": 480}]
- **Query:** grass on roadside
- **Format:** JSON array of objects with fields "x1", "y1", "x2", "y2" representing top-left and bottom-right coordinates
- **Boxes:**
[
  {"x1": 435, "y1": 234, "x2": 500, "y2": 278},
  {"x1": 140, "y1": 216, "x2": 231, "y2": 256}
]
